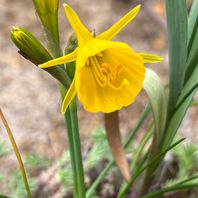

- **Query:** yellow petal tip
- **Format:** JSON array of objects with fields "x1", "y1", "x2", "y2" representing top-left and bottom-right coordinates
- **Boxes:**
[
  {"x1": 139, "y1": 53, "x2": 164, "y2": 63},
  {"x1": 135, "y1": 4, "x2": 141, "y2": 11},
  {"x1": 63, "y1": 3, "x2": 68, "y2": 8},
  {"x1": 61, "y1": 110, "x2": 65, "y2": 114},
  {"x1": 137, "y1": 4, "x2": 141, "y2": 8},
  {"x1": 38, "y1": 64, "x2": 43, "y2": 68},
  {"x1": 38, "y1": 63, "x2": 49, "y2": 69}
]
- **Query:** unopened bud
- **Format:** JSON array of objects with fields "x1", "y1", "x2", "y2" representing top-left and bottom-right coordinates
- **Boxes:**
[{"x1": 11, "y1": 26, "x2": 52, "y2": 65}]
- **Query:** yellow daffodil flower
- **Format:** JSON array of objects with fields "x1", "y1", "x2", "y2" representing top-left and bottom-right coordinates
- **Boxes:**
[{"x1": 39, "y1": 4, "x2": 162, "y2": 113}]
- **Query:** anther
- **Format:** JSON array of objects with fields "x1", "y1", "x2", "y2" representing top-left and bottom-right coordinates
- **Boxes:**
[
  {"x1": 86, "y1": 58, "x2": 90, "y2": 66},
  {"x1": 97, "y1": 52, "x2": 103, "y2": 57}
]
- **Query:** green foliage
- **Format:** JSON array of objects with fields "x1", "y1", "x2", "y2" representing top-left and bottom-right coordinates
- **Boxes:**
[
  {"x1": 0, "y1": 173, "x2": 4, "y2": 182},
  {"x1": 0, "y1": 195, "x2": 13, "y2": 198},
  {"x1": 0, "y1": 140, "x2": 10, "y2": 158},
  {"x1": 56, "y1": 128, "x2": 111, "y2": 189},
  {"x1": 25, "y1": 154, "x2": 52, "y2": 168},
  {"x1": 174, "y1": 141, "x2": 197, "y2": 178},
  {"x1": 142, "y1": 142, "x2": 198, "y2": 198},
  {"x1": 84, "y1": 128, "x2": 112, "y2": 169},
  {"x1": 55, "y1": 151, "x2": 73, "y2": 188},
  {"x1": 166, "y1": 0, "x2": 188, "y2": 116},
  {"x1": 164, "y1": 141, "x2": 198, "y2": 188},
  {"x1": 9, "y1": 171, "x2": 36, "y2": 198}
]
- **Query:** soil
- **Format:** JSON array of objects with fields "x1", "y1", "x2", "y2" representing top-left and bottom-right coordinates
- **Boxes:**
[{"x1": 0, "y1": 0, "x2": 197, "y2": 197}]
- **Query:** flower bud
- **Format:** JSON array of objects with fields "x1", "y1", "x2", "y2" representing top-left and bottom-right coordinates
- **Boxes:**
[
  {"x1": 32, "y1": 0, "x2": 61, "y2": 57},
  {"x1": 11, "y1": 26, "x2": 52, "y2": 65}
]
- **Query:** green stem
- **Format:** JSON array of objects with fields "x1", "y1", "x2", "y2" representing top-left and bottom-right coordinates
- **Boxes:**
[
  {"x1": 64, "y1": 109, "x2": 78, "y2": 197},
  {"x1": 63, "y1": 100, "x2": 85, "y2": 198},
  {"x1": 59, "y1": 83, "x2": 85, "y2": 198},
  {"x1": 69, "y1": 99, "x2": 85, "y2": 197}
]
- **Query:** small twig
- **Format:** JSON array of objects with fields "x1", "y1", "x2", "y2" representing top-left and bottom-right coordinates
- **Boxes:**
[{"x1": 0, "y1": 108, "x2": 32, "y2": 198}]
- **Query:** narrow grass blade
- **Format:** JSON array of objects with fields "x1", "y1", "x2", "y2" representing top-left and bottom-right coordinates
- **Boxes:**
[
  {"x1": 0, "y1": 109, "x2": 32, "y2": 198},
  {"x1": 165, "y1": 0, "x2": 188, "y2": 116},
  {"x1": 176, "y1": 65, "x2": 198, "y2": 110},
  {"x1": 185, "y1": 27, "x2": 198, "y2": 81},
  {"x1": 163, "y1": 66, "x2": 198, "y2": 147},
  {"x1": 188, "y1": 0, "x2": 198, "y2": 45},
  {"x1": 141, "y1": 174, "x2": 198, "y2": 198},
  {"x1": 118, "y1": 138, "x2": 185, "y2": 198},
  {"x1": 130, "y1": 125, "x2": 153, "y2": 173}
]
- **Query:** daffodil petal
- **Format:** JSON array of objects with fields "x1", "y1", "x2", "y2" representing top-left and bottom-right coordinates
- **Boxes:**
[
  {"x1": 76, "y1": 44, "x2": 145, "y2": 113},
  {"x1": 139, "y1": 53, "x2": 164, "y2": 63},
  {"x1": 63, "y1": 4, "x2": 92, "y2": 44},
  {"x1": 61, "y1": 79, "x2": 76, "y2": 113},
  {"x1": 39, "y1": 48, "x2": 77, "y2": 68},
  {"x1": 77, "y1": 39, "x2": 130, "y2": 68},
  {"x1": 97, "y1": 5, "x2": 141, "y2": 40}
]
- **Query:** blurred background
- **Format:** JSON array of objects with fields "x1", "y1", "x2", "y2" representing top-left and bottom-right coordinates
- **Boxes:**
[{"x1": 0, "y1": 0, "x2": 197, "y2": 197}]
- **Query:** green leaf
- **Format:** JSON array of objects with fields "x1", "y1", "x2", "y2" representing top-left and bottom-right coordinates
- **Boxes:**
[
  {"x1": 0, "y1": 195, "x2": 14, "y2": 198},
  {"x1": 165, "y1": 0, "x2": 188, "y2": 116},
  {"x1": 185, "y1": 26, "x2": 198, "y2": 81},
  {"x1": 118, "y1": 138, "x2": 185, "y2": 198},
  {"x1": 163, "y1": 65, "x2": 198, "y2": 147},
  {"x1": 143, "y1": 69, "x2": 167, "y2": 139},
  {"x1": 141, "y1": 175, "x2": 198, "y2": 198},
  {"x1": 163, "y1": 84, "x2": 197, "y2": 148},
  {"x1": 177, "y1": 65, "x2": 198, "y2": 107},
  {"x1": 188, "y1": 0, "x2": 198, "y2": 45}
]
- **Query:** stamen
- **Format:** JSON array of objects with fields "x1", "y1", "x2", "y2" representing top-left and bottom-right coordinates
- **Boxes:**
[
  {"x1": 86, "y1": 58, "x2": 90, "y2": 66},
  {"x1": 108, "y1": 78, "x2": 129, "y2": 90},
  {"x1": 89, "y1": 55, "x2": 127, "y2": 90},
  {"x1": 90, "y1": 56, "x2": 107, "y2": 87},
  {"x1": 114, "y1": 64, "x2": 123, "y2": 83},
  {"x1": 96, "y1": 52, "x2": 103, "y2": 57},
  {"x1": 91, "y1": 29, "x2": 96, "y2": 37}
]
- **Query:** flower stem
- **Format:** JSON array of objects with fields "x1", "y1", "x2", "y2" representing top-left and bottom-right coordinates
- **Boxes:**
[
  {"x1": 64, "y1": 100, "x2": 85, "y2": 198},
  {"x1": 59, "y1": 83, "x2": 85, "y2": 198},
  {"x1": 69, "y1": 99, "x2": 85, "y2": 197},
  {"x1": 64, "y1": 108, "x2": 78, "y2": 197}
]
